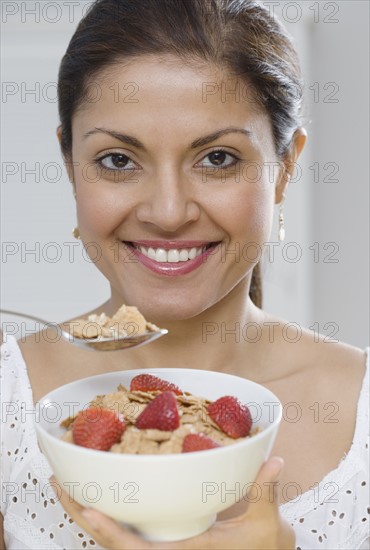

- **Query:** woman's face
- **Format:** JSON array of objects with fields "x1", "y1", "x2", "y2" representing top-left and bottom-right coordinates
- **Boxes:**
[{"x1": 68, "y1": 56, "x2": 286, "y2": 321}]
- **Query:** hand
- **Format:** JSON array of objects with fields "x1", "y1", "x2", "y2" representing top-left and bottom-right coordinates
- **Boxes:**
[{"x1": 51, "y1": 457, "x2": 295, "y2": 550}]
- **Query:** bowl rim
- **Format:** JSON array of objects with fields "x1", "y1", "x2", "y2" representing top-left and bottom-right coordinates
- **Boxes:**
[{"x1": 35, "y1": 367, "x2": 282, "y2": 460}]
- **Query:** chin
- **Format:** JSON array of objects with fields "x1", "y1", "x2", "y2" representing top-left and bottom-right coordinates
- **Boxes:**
[
  {"x1": 147, "y1": 302, "x2": 206, "y2": 324},
  {"x1": 119, "y1": 290, "x2": 208, "y2": 324}
]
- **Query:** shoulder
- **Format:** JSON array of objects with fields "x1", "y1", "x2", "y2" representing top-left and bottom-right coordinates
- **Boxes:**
[
  {"x1": 294, "y1": 326, "x2": 367, "y2": 390},
  {"x1": 16, "y1": 303, "x2": 110, "y2": 372},
  {"x1": 17, "y1": 326, "x2": 86, "y2": 403},
  {"x1": 259, "y1": 311, "x2": 367, "y2": 414},
  {"x1": 18, "y1": 326, "x2": 66, "y2": 367},
  {"x1": 259, "y1": 316, "x2": 368, "y2": 495},
  {"x1": 297, "y1": 333, "x2": 367, "y2": 420},
  {"x1": 16, "y1": 307, "x2": 111, "y2": 402},
  {"x1": 260, "y1": 311, "x2": 367, "y2": 380},
  {"x1": 17, "y1": 309, "x2": 99, "y2": 368}
]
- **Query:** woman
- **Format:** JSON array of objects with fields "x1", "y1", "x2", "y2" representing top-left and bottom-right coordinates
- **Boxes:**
[{"x1": 1, "y1": 0, "x2": 368, "y2": 549}]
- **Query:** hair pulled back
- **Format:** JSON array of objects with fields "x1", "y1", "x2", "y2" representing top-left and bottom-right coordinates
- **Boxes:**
[{"x1": 58, "y1": 0, "x2": 304, "y2": 308}]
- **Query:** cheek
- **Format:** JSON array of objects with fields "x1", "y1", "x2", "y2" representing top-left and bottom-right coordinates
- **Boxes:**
[
  {"x1": 73, "y1": 157, "x2": 136, "y2": 237},
  {"x1": 76, "y1": 188, "x2": 133, "y2": 238},
  {"x1": 213, "y1": 179, "x2": 274, "y2": 243},
  {"x1": 77, "y1": 200, "x2": 113, "y2": 237}
]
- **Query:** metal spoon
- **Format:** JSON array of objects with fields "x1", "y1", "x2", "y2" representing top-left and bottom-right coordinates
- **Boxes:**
[
  {"x1": 59, "y1": 326, "x2": 168, "y2": 352},
  {"x1": 0, "y1": 309, "x2": 168, "y2": 352}
]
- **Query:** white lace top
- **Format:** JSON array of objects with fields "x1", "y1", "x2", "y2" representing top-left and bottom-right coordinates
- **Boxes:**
[{"x1": 1, "y1": 336, "x2": 369, "y2": 550}]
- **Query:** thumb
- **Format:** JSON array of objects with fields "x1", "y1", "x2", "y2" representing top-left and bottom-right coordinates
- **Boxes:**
[{"x1": 245, "y1": 456, "x2": 284, "y2": 517}]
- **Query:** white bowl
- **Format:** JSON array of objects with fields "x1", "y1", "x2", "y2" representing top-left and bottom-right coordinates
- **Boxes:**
[{"x1": 35, "y1": 368, "x2": 282, "y2": 542}]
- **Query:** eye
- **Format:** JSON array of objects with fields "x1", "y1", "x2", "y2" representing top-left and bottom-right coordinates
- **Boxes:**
[
  {"x1": 197, "y1": 150, "x2": 239, "y2": 169},
  {"x1": 95, "y1": 153, "x2": 137, "y2": 171}
]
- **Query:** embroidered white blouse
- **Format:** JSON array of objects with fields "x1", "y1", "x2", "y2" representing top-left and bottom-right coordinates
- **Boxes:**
[{"x1": 1, "y1": 336, "x2": 369, "y2": 550}]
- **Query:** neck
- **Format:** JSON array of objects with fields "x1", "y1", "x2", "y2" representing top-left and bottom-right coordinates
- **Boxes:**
[{"x1": 102, "y1": 277, "x2": 269, "y2": 380}]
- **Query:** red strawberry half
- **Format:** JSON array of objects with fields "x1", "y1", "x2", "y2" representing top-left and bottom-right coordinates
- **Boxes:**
[
  {"x1": 207, "y1": 396, "x2": 252, "y2": 438},
  {"x1": 182, "y1": 433, "x2": 220, "y2": 453},
  {"x1": 72, "y1": 407, "x2": 126, "y2": 451},
  {"x1": 130, "y1": 373, "x2": 183, "y2": 395},
  {"x1": 135, "y1": 391, "x2": 180, "y2": 431}
]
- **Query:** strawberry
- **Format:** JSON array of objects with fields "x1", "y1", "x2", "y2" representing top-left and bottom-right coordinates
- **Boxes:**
[
  {"x1": 72, "y1": 407, "x2": 126, "y2": 451},
  {"x1": 182, "y1": 433, "x2": 220, "y2": 453},
  {"x1": 130, "y1": 373, "x2": 183, "y2": 395},
  {"x1": 135, "y1": 391, "x2": 180, "y2": 431},
  {"x1": 207, "y1": 396, "x2": 252, "y2": 438}
]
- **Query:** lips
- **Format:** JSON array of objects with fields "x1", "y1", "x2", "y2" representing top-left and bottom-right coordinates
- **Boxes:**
[{"x1": 123, "y1": 241, "x2": 220, "y2": 276}]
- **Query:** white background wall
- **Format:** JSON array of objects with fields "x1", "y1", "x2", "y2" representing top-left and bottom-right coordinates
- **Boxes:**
[{"x1": 1, "y1": 1, "x2": 369, "y2": 348}]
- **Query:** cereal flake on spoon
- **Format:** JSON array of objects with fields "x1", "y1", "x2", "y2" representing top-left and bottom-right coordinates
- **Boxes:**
[{"x1": 69, "y1": 304, "x2": 160, "y2": 339}]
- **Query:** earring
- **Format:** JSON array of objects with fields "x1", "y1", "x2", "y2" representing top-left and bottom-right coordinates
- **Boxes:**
[
  {"x1": 72, "y1": 227, "x2": 80, "y2": 239},
  {"x1": 278, "y1": 193, "x2": 286, "y2": 242}
]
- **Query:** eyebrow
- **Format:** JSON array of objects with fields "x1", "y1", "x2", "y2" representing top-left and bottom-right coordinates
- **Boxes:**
[
  {"x1": 83, "y1": 128, "x2": 144, "y2": 149},
  {"x1": 83, "y1": 127, "x2": 254, "y2": 149}
]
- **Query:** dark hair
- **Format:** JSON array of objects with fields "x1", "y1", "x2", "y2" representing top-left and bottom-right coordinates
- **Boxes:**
[{"x1": 58, "y1": 0, "x2": 304, "y2": 308}]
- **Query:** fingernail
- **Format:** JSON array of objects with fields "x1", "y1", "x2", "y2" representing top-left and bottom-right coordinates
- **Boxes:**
[
  {"x1": 270, "y1": 456, "x2": 284, "y2": 480},
  {"x1": 81, "y1": 509, "x2": 101, "y2": 531}
]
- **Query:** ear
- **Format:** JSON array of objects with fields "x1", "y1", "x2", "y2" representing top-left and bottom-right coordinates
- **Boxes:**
[
  {"x1": 275, "y1": 127, "x2": 307, "y2": 204},
  {"x1": 56, "y1": 125, "x2": 76, "y2": 192}
]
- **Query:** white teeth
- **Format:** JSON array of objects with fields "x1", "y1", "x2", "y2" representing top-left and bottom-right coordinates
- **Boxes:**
[
  {"x1": 188, "y1": 248, "x2": 197, "y2": 259},
  {"x1": 179, "y1": 249, "x2": 188, "y2": 261},
  {"x1": 148, "y1": 247, "x2": 156, "y2": 260},
  {"x1": 155, "y1": 248, "x2": 167, "y2": 262},
  {"x1": 137, "y1": 245, "x2": 209, "y2": 263},
  {"x1": 167, "y1": 249, "x2": 180, "y2": 262}
]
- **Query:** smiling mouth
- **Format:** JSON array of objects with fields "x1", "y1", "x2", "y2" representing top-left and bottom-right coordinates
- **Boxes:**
[{"x1": 124, "y1": 242, "x2": 219, "y2": 263}]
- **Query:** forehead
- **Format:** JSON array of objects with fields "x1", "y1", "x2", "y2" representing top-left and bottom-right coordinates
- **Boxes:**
[{"x1": 72, "y1": 55, "x2": 273, "y2": 149}]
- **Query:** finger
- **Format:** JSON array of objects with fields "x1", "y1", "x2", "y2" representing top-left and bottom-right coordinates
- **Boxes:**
[
  {"x1": 51, "y1": 478, "x2": 151, "y2": 549},
  {"x1": 243, "y1": 456, "x2": 284, "y2": 519},
  {"x1": 49, "y1": 476, "x2": 93, "y2": 531},
  {"x1": 50, "y1": 477, "x2": 189, "y2": 550},
  {"x1": 82, "y1": 508, "x2": 218, "y2": 550},
  {"x1": 81, "y1": 508, "x2": 216, "y2": 550},
  {"x1": 49, "y1": 475, "x2": 83, "y2": 513},
  {"x1": 80, "y1": 509, "x2": 155, "y2": 550},
  {"x1": 254, "y1": 456, "x2": 284, "y2": 487},
  {"x1": 244, "y1": 458, "x2": 296, "y2": 549}
]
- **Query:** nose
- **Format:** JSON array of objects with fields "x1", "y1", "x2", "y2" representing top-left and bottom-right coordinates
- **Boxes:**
[{"x1": 135, "y1": 168, "x2": 201, "y2": 232}]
